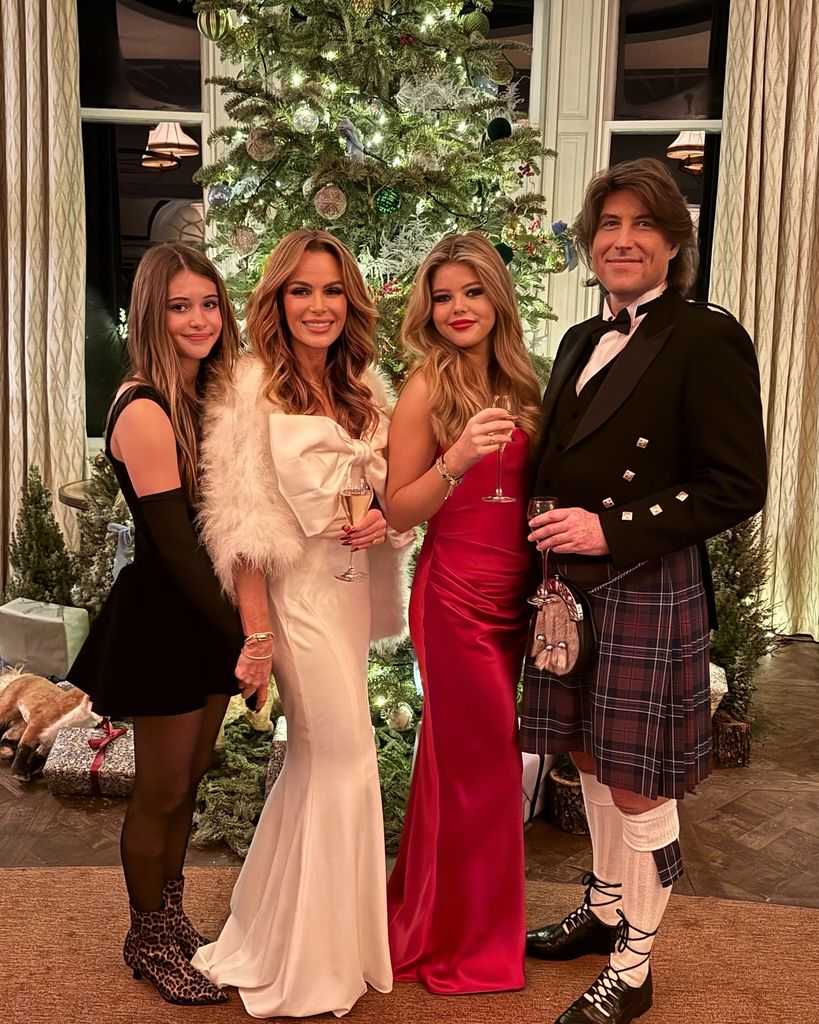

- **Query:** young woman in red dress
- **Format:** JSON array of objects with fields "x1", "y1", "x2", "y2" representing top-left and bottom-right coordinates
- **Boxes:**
[{"x1": 385, "y1": 232, "x2": 541, "y2": 993}]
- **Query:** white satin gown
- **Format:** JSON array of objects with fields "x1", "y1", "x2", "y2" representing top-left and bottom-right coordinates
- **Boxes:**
[{"x1": 193, "y1": 412, "x2": 398, "y2": 1018}]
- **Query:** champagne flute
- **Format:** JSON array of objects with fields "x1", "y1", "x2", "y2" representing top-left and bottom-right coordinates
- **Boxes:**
[
  {"x1": 334, "y1": 468, "x2": 373, "y2": 582},
  {"x1": 527, "y1": 496, "x2": 559, "y2": 606},
  {"x1": 482, "y1": 394, "x2": 516, "y2": 504}
]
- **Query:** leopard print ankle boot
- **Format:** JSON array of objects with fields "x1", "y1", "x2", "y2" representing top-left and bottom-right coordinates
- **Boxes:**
[
  {"x1": 123, "y1": 905, "x2": 227, "y2": 1005},
  {"x1": 162, "y1": 876, "x2": 209, "y2": 959}
]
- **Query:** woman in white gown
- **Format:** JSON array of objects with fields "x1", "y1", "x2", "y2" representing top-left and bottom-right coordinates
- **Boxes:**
[{"x1": 192, "y1": 229, "x2": 413, "y2": 1018}]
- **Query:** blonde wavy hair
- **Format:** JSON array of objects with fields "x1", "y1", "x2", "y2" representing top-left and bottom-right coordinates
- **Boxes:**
[
  {"x1": 125, "y1": 242, "x2": 240, "y2": 501},
  {"x1": 401, "y1": 232, "x2": 542, "y2": 445},
  {"x1": 245, "y1": 230, "x2": 379, "y2": 439}
]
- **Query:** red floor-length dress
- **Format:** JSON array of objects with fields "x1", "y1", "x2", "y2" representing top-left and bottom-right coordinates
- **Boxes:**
[{"x1": 387, "y1": 429, "x2": 532, "y2": 994}]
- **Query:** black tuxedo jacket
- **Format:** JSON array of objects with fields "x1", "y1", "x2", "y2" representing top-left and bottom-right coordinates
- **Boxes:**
[{"x1": 534, "y1": 290, "x2": 767, "y2": 608}]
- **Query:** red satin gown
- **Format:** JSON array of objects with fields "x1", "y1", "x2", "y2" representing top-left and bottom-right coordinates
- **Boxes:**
[{"x1": 387, "y1": 429, "x2": 531, "y2": 993}]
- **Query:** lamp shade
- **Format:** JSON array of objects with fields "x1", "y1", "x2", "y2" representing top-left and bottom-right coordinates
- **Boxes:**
[
  {"x1": 141, "y1": 149, "x2": 180, "y2": 170},
  {"x1": 145, "y1": 122, "x2": 199, "y2": 158},
  {"x1": 666, "y1": 130, "x2": 705, "y2": 161}
]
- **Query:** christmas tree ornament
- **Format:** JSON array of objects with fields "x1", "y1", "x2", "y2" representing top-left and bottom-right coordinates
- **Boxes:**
[
  {"x1": 207, "y1": 182, "x2": 233, "y2": 208},
  {"x1": 337, "y1": 117, "x2": 364, "y2": 162},
  {"x1": 474, "y1": 73, "x2": 499, "y2": 97},
  {"x1": 375, "y1": 185, "x2": 402, "y2": 214},
  {"x1": 302, "y1": 174, "x2": 319, "y2": 198},
  {"x1": 491, "y1": 58, "x2": 514, "y2": 85},
  {"x1": 398, "y1": 34, "x2": 418, "y2": 47},
  {"x1": 350, "y1": 0, "x2": 375, "y2": 18},
  {"x1": 383, "y1": 702, "x2": 414, "y2": 731},
  {"x1": 233, "y1": 23, "x2": 257, "y2": 50},
  {"x1": 229, "y1": 226, "x2": 259, "y2": 255},
  {"x1": 461, "y1": 11, "x2": 490, "y2": 36},
  {"x1": 414, "y1": 53, "x2": 440, "y2": 77},
  {"x1": 246, "y1": 126, "x2": 278, "y2": 161},
  {"x1": 486, "y1": 116, "x2": 513, "y2": 141},
  {"x1": 293, "y1": 105, "x2": 320, "y2": 134},
  {"x1": 495, "y1": 242, "x2": 514, "y2": 264},
  {"x1": 197, "y1": 8, "x2": 233, "y2": 42},
  {"x1": 314, "y1": 184, "x2": 347, "y2": 219}
]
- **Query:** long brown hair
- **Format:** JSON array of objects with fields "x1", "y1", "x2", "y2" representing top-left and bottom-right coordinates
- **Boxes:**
[
  {"x1": 245, "y1": 229, "x2": 379, "y2": 439},
  {"x1": 573, "y1": 158, "x2": 699, "y2": 295},
  {"x1": 124, "y1": 242, "x2": 240, "y2": 500},
  {"x1": 401, "y1": 232, "x2": 542, "y2": 446}
]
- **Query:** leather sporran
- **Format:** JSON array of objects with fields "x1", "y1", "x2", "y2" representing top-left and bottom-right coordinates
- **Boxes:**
[{"x1": 529, "y1": 575, "x2": 597, "y2": 677}]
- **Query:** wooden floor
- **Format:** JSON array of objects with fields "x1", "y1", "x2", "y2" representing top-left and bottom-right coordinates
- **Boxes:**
[{"x1": 1, "y1": 642, "x2": 817, "y2": 909}]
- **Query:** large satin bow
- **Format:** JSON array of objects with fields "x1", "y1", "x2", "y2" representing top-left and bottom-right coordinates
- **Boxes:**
[{"x1": 268, "y1": 412, "x2": 389, "y2": 537}]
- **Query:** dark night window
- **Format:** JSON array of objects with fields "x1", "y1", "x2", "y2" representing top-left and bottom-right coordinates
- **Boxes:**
[
  {"x1": 78, "y1": 0, "x2": 201, "y2": 111},
  {"x1": 613, "y1": 0, "x2": 730, "y2": 120}
]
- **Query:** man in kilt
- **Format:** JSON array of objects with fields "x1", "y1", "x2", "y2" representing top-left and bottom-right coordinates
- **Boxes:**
[{"x1": 521, "y1": 158, "x2": 767, "y2": 1024}]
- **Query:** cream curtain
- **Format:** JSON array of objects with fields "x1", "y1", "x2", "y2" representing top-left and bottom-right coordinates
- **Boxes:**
[
  {"x1": 0, "y1": 0, "x2": 87, "y2": 593},
  {"x1": 710, "y1": 0, "x2": 819, "y2": 639}
]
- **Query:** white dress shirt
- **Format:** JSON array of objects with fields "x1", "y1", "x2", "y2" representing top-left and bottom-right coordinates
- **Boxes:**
[{"x1": 576, "y1": 284, "x2": 667, "y2": 394}]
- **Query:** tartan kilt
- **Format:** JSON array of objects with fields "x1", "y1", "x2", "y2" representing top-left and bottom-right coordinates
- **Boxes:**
[{"x1": 519, "y1": 545, "x2": 711, "y2": 800}]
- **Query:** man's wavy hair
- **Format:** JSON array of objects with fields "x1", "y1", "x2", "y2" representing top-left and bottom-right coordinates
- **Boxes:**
[
  {"x1": 573, "y1": 158, "x2": 699, "y2": 296},
  {"x1": 245, "y1": 229, "x2": 379, "y2": 440}
]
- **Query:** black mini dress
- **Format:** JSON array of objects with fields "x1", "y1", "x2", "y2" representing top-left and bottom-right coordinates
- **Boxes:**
[{"x1": 68, "y1": 385, "x2": 243, "y2": 717}]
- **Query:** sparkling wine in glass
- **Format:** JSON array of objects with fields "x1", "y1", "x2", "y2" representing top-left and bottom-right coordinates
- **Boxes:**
[
  {"x1": 527, "y1": 496, "x2": 559, "y2": 606},
  {"x1": 482, "y1": 394, "x2": 516, "y2": 504},
  {"x1": 335, "y1": 470, "x2": 373, "y2": 582}
]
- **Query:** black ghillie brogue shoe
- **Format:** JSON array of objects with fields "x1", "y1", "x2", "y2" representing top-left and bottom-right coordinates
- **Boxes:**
[
  {"x1": 526, "y1": 872, "x2": 620, "y2": 960},
  {"x1": 553, "y1": 965, "x2": 653, "y2": 1024}
]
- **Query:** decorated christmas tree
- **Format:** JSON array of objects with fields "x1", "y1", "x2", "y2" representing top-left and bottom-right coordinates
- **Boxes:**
[
  {"x1": 5, "y1": 466, "x2": 76, "y2": 608},
  {"x1": 192, "y1": 0, "x2": 569, "y2": 381},
  {"x1": 71, "y1": 453, "x2": 133, "y2": 620}
]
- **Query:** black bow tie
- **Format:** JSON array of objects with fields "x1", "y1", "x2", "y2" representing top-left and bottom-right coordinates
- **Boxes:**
[{"x1": 591, "y1": 306, "x2": 632, "y2": 342}]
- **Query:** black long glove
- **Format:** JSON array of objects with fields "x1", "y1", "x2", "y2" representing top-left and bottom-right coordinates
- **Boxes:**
[{"x1": 138, "y1": 487, "x2": 243, "y2": 648}]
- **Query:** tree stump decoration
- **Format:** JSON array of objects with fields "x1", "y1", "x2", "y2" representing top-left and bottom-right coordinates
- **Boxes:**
[
  {"x1": 712, "y1": 709, "x2": 752, "y2": 767},
  {"x1": 544, "y1": 762, "x2": 588, "y2": 835}
]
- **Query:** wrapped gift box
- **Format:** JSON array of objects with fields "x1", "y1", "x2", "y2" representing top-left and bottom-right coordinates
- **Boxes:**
[
  {"x1": 43, "y1": 721, "x2": 134, "y2": 797},
  {"x1": 264, "y1": 716, "x2": 287, "y2": 797},
  {"x1": 0, "y1": 598, "x2": 89, "y2": 678},
  {"x1": 709, "y1": 662, "x2": 729, "y2": 717}
]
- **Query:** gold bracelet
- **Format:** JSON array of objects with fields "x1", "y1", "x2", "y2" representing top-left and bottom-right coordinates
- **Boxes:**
[
  {"x1": 434, "y1": 454, "x2": 464, "y2": 500},
  {"x1": 243, "y1": 648, "x2": 273, "y2": 661},
  {"x1": 242, "y1": 631, "x2": 274, "y2": 660}
]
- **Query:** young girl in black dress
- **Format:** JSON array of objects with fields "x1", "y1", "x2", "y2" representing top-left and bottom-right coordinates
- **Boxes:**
[{"x1": 69, "y1": 243, "x2": 246, "y2": 1006}]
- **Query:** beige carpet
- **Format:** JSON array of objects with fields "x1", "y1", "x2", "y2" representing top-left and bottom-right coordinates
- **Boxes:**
[{"x1": 1, "y1": 867, "x2": 817, "y2": 1024}]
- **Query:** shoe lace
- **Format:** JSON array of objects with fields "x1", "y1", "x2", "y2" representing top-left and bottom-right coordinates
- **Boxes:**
[
  {"x1": 561, "y1": 872, "x2": 622, "y2": 934},
  {"x1": 583, "y1": 912, "x2": 658, "y2": 1017}
]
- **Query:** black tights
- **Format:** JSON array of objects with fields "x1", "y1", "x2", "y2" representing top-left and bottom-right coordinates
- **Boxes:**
[{"x1": 121, "y1": 695, "x2": 230, "y2": 911}]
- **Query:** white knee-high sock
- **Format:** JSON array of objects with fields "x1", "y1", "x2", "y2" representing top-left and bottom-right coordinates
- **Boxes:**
[
  {"x1": 610, "y1": 799, "x2": 679, "y2": 987},
  {"x1": 579, "y1": 771, "x2": 623, "y2": 926}
]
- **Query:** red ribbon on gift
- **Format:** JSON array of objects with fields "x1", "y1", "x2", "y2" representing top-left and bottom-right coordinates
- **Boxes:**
[{"x1": 88, "y1": 719, "x2": 127, "y2": 797}]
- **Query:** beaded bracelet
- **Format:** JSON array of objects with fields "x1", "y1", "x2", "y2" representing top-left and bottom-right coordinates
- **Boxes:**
[{"x1": 435, "y1": 454, "x2": 464, "y2": 500}]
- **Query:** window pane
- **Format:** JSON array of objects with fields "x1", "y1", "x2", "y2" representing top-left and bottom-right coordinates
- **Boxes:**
[
  {"x1": 83, "y1": 121, "x2": 204, "y2": 434},
  {"x1": 488, "y1": 1, "x2": 535, "y2": 117},
  {"x1": 78, "y1": 0, "x2": 201, "y2": 111},
  {"x1": 613, "y1": 0, "x2": 730, "y2": 120},
  {"x1": 608, "y1": 132, "x2": 720, "y2": 300}
]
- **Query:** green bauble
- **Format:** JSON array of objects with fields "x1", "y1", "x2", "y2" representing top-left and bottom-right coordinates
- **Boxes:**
[
  {"x1": 495, "y1": 242, "x2": 514, "y2": 265},
  {"x1": 350, "y1": 0, "x2": 375, "y2": 18},
  {"x1": 197, "y1": 9, "x2": 233, "y2": 42},
  {"x1": 491, "y1": 58, "x2": 514, "y2": 85},
  {"x1": 486, "y1": 116, "x2": 512, "y2": 141},
  {"x1": 233, "y1": 23, "x2": 257, "y2": 50},
  {"x1": 461, "y1": 11, "x2": 490, "y2": 36},
  {"x1": 375, "y1": 185, "x2": 402, "y2": 215}
]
